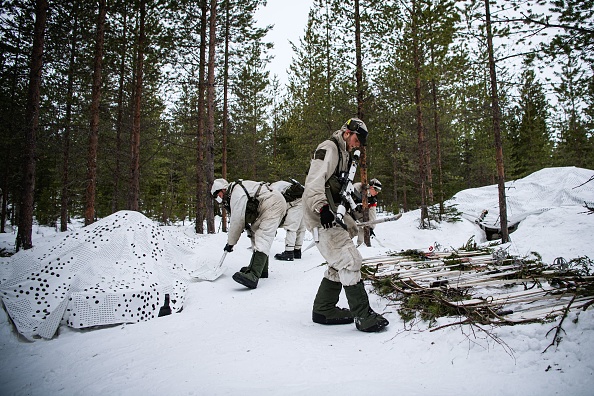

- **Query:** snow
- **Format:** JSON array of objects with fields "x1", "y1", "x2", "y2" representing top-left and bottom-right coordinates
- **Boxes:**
[{"x1": 1, "y1": 166, "x2": 593, "y2": 395}]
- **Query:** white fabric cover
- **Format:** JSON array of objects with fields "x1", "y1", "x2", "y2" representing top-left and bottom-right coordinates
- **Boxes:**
[
  {"x1": 0, "y1": 211, "x2": 200, "y2": 340},
  {"x1": 453, "y1": 167, "x2": 594, "y2": 227}
]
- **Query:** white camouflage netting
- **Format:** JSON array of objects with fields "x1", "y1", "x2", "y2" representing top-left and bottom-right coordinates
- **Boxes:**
[
  {"x1": 0, "y1": 211, "x2": 203, "y2": 340},
  {"x1": 452, "y1": 166, "x2": 594, "y2": 229}
]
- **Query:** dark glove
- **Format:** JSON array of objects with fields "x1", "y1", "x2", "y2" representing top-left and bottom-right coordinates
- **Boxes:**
[
  {"x1": 224, "y1": 244, "x2": 234, "y2": 252},
  {"x1": 320, "y1": 205, "x2": 334, "y2": 229},
  {"x1": 370, "y1": 229, "x2": 376, "y2": 237}
]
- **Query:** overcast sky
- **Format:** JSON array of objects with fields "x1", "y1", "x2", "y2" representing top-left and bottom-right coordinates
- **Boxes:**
[{"x1": 255, "y1": 0, "x2": 314, "y2": 85}]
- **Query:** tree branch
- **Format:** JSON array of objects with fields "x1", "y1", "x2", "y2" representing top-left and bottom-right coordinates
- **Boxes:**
[
  {"x1": 543, "y1": 295, "x2": 576, "y2": 353},
  {"x1": 496, "y1": 15, "x2": 594, "y2": 36}
]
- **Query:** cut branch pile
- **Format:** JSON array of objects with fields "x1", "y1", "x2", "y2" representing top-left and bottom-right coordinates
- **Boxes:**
[{"x1": 362, "y1": 247, "x2": 594, "y2": 329}]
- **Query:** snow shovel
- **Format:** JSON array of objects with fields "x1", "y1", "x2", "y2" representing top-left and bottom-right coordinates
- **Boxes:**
[
  {"x1": 302, "y1": 227, "x2": 320, "y2": 253},
  {"x1": 190, "y1": 251, "x2": 228, "y2": 281}
]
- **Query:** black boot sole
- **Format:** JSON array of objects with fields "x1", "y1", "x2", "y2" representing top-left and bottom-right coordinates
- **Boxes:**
[
  {"x1": 274, "y1": 254, "x2": 294, "y2": 261},
  {"x1": 312, "y1": 311, "x2": 354, "y2": 325},
  {"x1": 356, "y1": 319, "x2": 389, "y2": 332},
  {"x1": 232, "y1": 272, "x2": 258, "y2": 289}
]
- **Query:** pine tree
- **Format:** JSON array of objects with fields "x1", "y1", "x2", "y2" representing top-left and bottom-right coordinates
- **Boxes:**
[
  {"x1": 0, "y1": 1, "x2": 34, "y2": 233},
  {"x1": 128, "y1": 0, "x2": 146, "y2": 212},
  {"x1": 553, "y1": 53, "x2": 591, "y2": 167},
  {"x1": 484, "y1": 0, "x2": 509, "y2": 242},
  {"x1": 509, "y1": 67, "x2": 551, "y2": 178},
  {"x1": 229, "y1": 41, "x2": 271, "y2": 180},
  {"x1": 84, "y1": 0, "x2": 107, "y2": 226},
  {"x1": 16, "y1": 0, "x2": 48, "y2": 250}
]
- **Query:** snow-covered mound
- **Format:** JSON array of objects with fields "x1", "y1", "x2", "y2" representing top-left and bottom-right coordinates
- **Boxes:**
[
  {"x1": 0, "y1": 211, "x2": 203, "y2": 340},
  {"x1": 452, "y1": 166, "x2": 594, "y2": 229}
]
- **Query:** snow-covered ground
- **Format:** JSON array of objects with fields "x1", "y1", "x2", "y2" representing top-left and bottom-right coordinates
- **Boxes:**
[{"x1": 1, "y1": 167, "x2": 593, "y2": 395}]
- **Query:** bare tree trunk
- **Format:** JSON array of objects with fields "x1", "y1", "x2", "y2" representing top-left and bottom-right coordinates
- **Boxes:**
[
  {"x1": 3, "y1": 11, "x2": 27, "y2": 234},
  {"x1": 60, "y1": 2, "x2": 79, "y2": 232},
  {"x1": 428, "y1": 32, "x2": 441, "y2": 213},
  {"x1": 485, "y1": 0, "x2": 509, "y2": 242},
  {"x1": 251, "y1": 121, "x2": 257, "y2": 179},
  {"x1": 113, "y1": 4, "x2": 128, "y2": 214},
  {"x1": 431, "y1": 78, "x2": 444, "y2": 219},
  {"x1": 1, "y1": 173, "x2": 7, "y2": 233},
  {"x1": 324, "y1": 0, "x2": 333, "y2": 133},
  {"x1": 353, "y1": 0, "x2": 371, "y2": 246},
  {"x1": 16, "y1": 0, "x2": 48, "y2": 251},
  {"x1": 221, "y1": 0, "x2": 229, "y2": 233},
  {"x1": 205, "y1": 0, "x2": 217, "y2": 233},
  {"x1": 195, "y1": 0, "x2": 207, "y2": 234},
  {"x1": 425, "y1": 125, "x2": 433, "y2": 204},
  {"x1": 85, "y1": 0, "x2": 107, "y2": 226},
  {"x1": 412, "y1": 0, "x2": 428, "y2": 228},
  {"x1": 129, "y1": 0, "x2": 146, "y2": 212},
  {"x1": 392, "y1": 141, "x2": 399, "y2": 212}
]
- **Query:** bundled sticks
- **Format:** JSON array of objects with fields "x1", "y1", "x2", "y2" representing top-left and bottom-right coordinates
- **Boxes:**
[{"x1": 363, "y1": 248, "x2": 594, "y2": 327}]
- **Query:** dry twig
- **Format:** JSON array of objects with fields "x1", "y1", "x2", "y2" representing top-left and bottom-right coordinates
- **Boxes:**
[{"x1": 543, "y1": 295, "x2": 576, "y2": 353}]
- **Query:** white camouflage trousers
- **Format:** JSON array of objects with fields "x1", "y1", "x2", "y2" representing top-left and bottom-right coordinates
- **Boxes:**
[
  {"x1": 316, "y1": 225, "x2": 362, "y2": 286},
  {"x1": 282, "y1": 200, "x2": 306, "y2": 250},
  {"x1": 249, "y1": 191, "x2": 286, "y2": 255}
]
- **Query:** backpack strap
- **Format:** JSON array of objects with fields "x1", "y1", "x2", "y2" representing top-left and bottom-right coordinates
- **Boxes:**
[
  {"x1": 224, "y1": 182, "x2": 237, "y2": 213},
  {"x1": 237, "y1": 180, "x2": 267, "y2": 228},
  {"x1": 235, "y1": 180, "x2": 267, "y2": 199},
  {"x1": 235, "y1": 180, "x2": 251, "y2": 199},
  {"x1": 329, "y1": 136, "x2": 343, "y2": 177}
]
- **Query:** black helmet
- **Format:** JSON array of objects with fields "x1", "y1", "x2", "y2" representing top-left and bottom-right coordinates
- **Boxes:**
[{"x1": 345, "y1": 118, "x2": 368, "y2": 146}]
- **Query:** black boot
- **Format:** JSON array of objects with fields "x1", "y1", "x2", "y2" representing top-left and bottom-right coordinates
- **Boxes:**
[
  {"x1": 344, "y1": 281, "x2": 389, "y2": 332},
  {"x1": 240, "y1": 253, "x2": 268, "y2": 278},
  {"x1": 233, "y1": 251, "x2": 268, "y2": 289},
  {"x1": 262, "y1": 255, "x2": 269, "y2": 278},
  {"x1": 240, "y1": 266, "x2": 268, "y2": 278},
  {"x1": 293, "y1": 249, "x2": 302, "y2": 259},
  {"x1": 312, "y1": 278, "x2": 354, "y2": 325},
  {"x1": 274, "y1": 250, "x2": 294, "y2": 261}
]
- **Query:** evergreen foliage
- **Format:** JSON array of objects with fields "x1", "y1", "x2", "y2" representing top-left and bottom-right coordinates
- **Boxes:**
[
  {"x1": 0, "y1": 0, "x2": 592, "y2": 241},
  {"x1": 508, "y1": 67, "x2": 552, "y2": 179}
]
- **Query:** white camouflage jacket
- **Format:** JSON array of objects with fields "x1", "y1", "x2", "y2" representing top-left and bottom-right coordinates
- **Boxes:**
[{"x1": 302, "y1": 128, "x2": 353, "y2": 231}]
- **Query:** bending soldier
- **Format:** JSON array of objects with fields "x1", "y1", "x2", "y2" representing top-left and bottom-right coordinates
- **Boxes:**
[
  {"x1": 271, "y1": 180, "x2": 306, "y2": 261},
  {"x1": 211, "y1": 178, "x2": 286, "y2": 289}
]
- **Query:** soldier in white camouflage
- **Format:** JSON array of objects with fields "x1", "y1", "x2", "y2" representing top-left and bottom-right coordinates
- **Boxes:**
[
  {"x1": 352, "y1": 178, "x2": 382, "y2": 246},
  {"x1": 211, "y1": 178, "x2": 286, "y2": 289},
  {"x1": 270, "y1": 180, "x2": 306, "y2": 261},
  {"x1": 302, "y1": 118, "x2": 389, "y2": 333}
]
